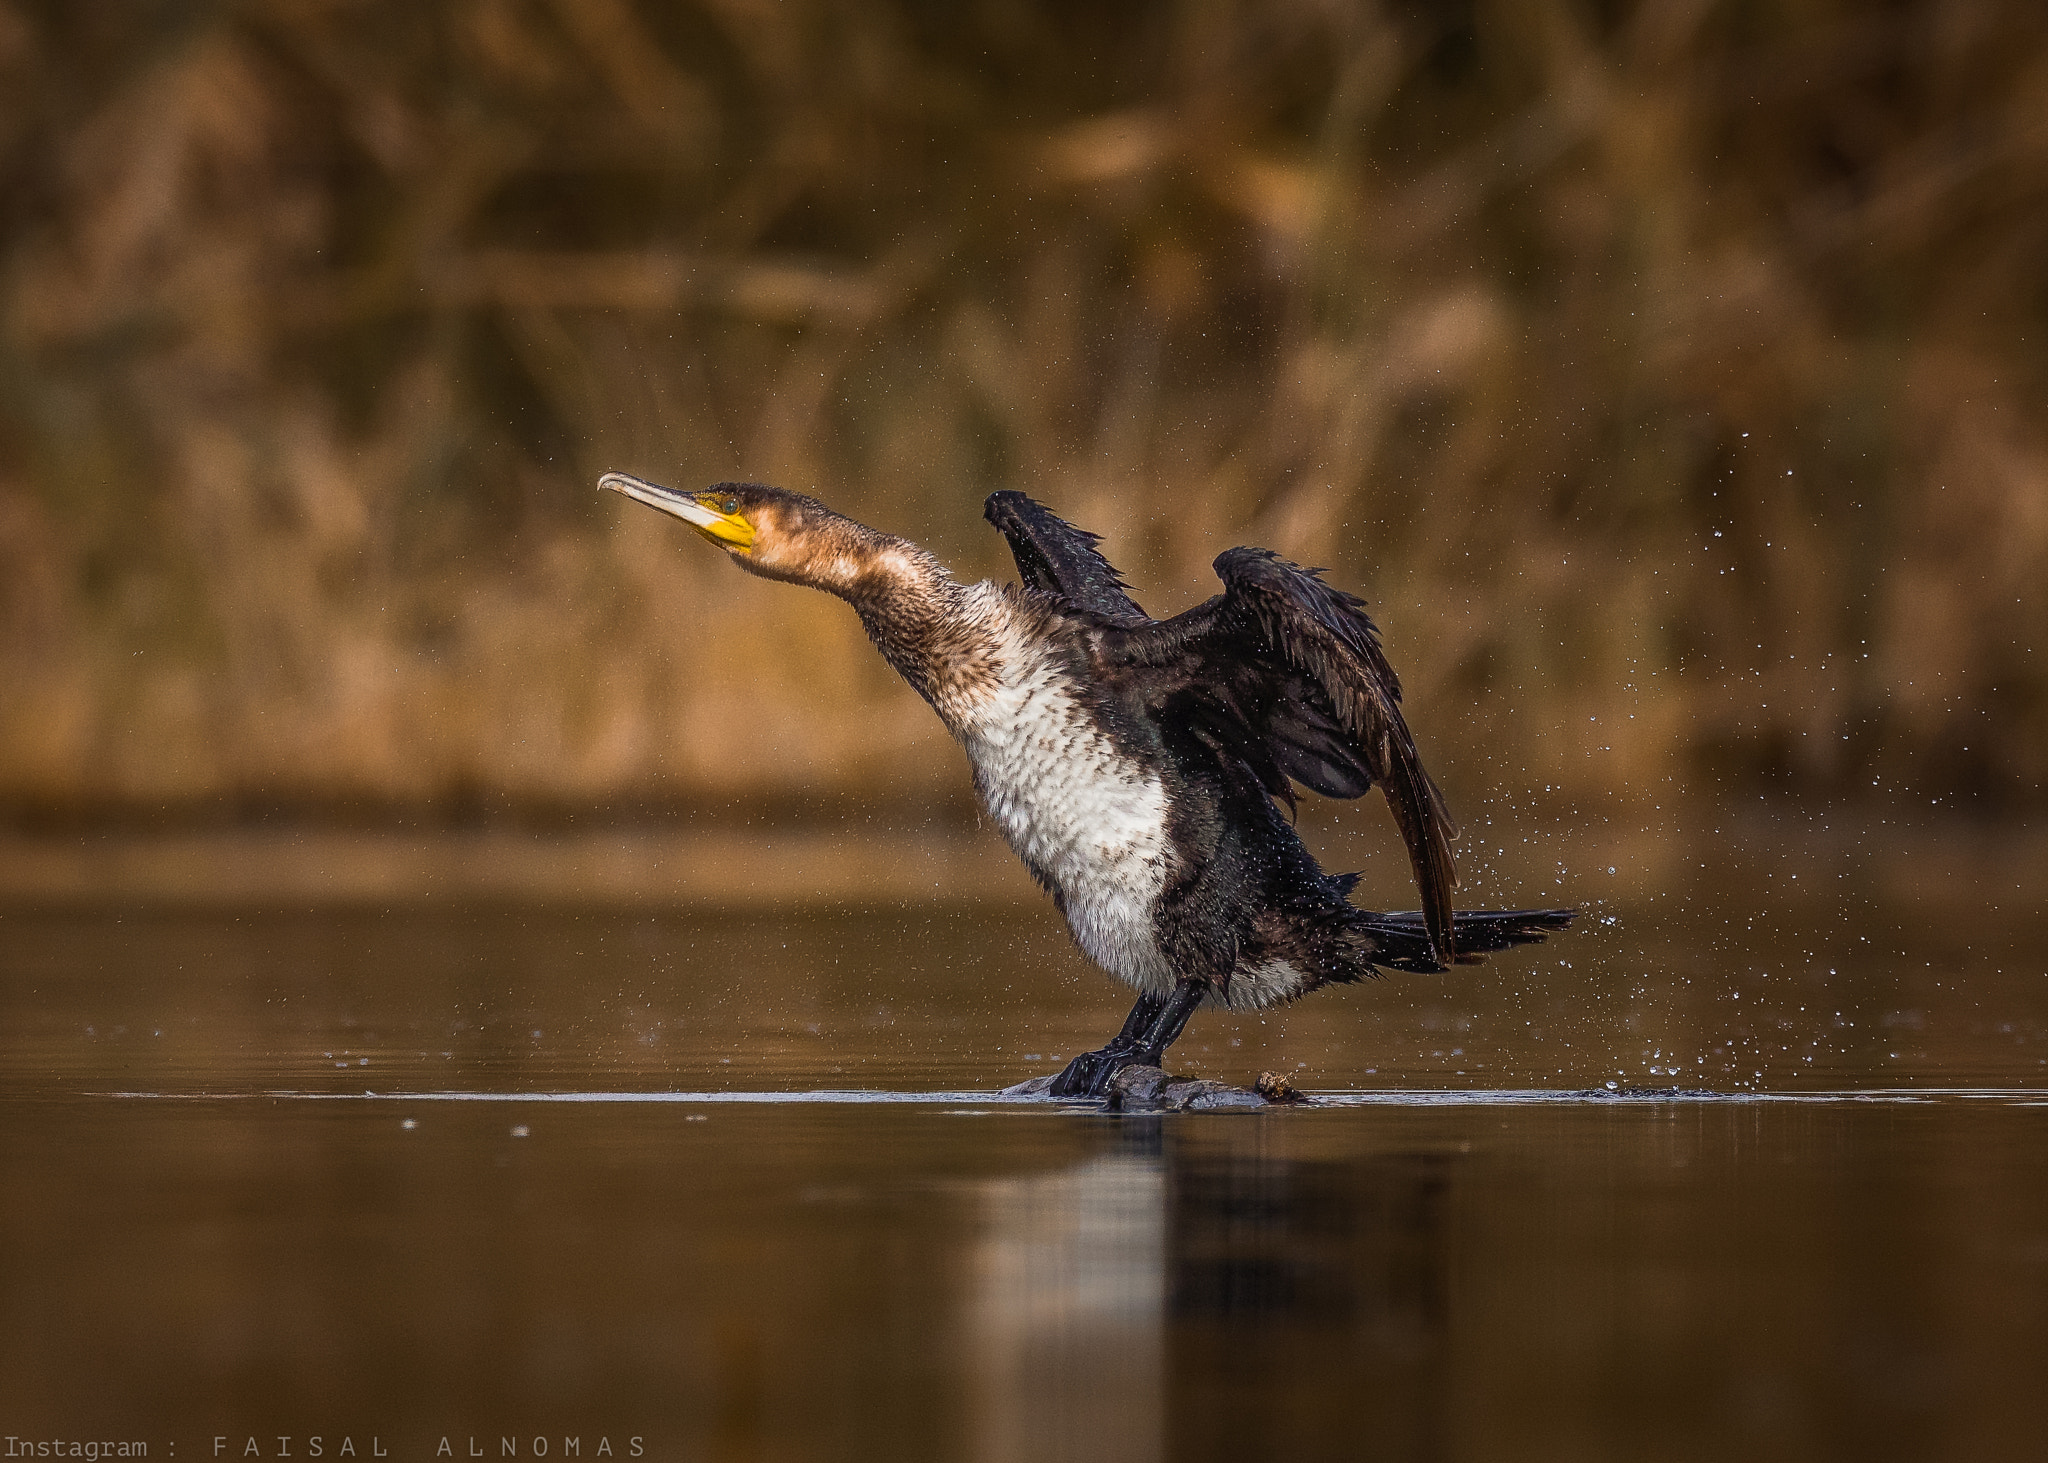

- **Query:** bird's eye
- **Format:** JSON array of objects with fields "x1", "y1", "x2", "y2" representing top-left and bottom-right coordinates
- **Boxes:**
[{"x1": 722, "y1": 497, "x2": 740, "y2": 515}]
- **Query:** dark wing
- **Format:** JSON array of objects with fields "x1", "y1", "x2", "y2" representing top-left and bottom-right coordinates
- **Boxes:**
[
  {"x1": 1101, "y1": 546, "x2": 1461, "y2": 964},
  {"x1": 983, "y1": 491, "x2": 1147, "y2": 620}
]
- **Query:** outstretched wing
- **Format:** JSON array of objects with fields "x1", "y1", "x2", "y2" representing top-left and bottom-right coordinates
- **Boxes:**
[
  {"x1": 983, "y1": 491, "x2": 1147, "y2": 620},
  {"x1": 1101, "y1": 547, "x2": 1461, "y2": 964},
  {"x1": 982, "y1": 493, "x2": 1458, "y2": 962}
]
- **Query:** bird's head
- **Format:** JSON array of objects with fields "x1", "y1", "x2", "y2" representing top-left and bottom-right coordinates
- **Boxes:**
[{"x1": 600, "y1": 473, "x2": 916, "y2": 597}]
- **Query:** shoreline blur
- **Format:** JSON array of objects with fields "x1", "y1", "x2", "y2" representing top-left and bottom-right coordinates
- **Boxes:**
[
  {"x1": 1, "y1": 807, "x2": 2040, "y2": 911},
  {"x1": 2, "y1": 1, "x2": 2044, "y2": 821}
]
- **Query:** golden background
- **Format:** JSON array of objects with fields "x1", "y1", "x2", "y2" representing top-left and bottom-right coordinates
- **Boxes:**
[{"x1": 1, "y1": 0, "x2": 2042, "y2": 825}]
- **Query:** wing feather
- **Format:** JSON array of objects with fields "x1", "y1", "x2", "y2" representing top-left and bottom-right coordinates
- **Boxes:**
[
  {"x1": 980, "y1": 494, "x2": 1459, "y2": 963},
  {"x1": 1106, "y1": 547, "x2": 1461, "y2": 964},
  {"x1": 983, "y1": 491, "x2": 1146, "y2": 620}
]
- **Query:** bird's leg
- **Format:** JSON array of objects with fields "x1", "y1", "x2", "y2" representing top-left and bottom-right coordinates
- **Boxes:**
[
  {"x1": 1125, "y1": 979, "x2": 1206, "y2": 1073},
  {"x1": 1049, "y1": 981, "x2": 1209, "y2": 1098},
  {"x1": 1049, "y1": 990, "x2": 1166, "y2": 1097}
]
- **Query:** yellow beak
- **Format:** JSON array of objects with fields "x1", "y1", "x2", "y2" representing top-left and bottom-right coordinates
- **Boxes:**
[{"x1": 600, "y1": 472, "x2": 755, "y2": 551}]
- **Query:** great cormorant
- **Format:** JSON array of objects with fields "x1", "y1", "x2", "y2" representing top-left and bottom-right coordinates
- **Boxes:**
[{"x1": 601, "y1": 472, "x2": 1575, "y2": 1096}]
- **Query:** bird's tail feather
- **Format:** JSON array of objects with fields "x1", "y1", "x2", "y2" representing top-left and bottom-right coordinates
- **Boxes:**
[{"x1": 1351, "y1": 907, "x2": 1578, "y2": 975}]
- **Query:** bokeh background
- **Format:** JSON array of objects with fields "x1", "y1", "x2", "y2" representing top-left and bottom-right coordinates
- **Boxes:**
[{"x1": 1, "y1": 0, "x2": 2043, "y2": 828}]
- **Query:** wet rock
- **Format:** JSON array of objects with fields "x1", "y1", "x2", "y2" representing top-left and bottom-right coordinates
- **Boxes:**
[
  {"x1": 1175, "y1": 1081, "x2": 1268, "y2": 1111},
  {"x1": 1105, "y1": 1066, "x2": 1269, "y2": 1112},
  {"x1": 1105, "y1": 1064, "x2": 1173, "y2": 1106},
  {"x1": 1002, "y1": 1066, "x2": 1297, "y2": 1109}
]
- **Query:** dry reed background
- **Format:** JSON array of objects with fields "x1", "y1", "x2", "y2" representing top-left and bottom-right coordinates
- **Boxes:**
[{"x1": 1, "y1": 0, "x2": 2043, "y2": 826}]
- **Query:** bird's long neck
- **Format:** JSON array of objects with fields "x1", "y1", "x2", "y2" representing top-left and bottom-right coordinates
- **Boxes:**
[
  {"x1": 767, "y1": 515, "x2": 1000, "y2": 718},
  {"x1": 853, "y1": 573, "x2": 987, "y2": 713}
]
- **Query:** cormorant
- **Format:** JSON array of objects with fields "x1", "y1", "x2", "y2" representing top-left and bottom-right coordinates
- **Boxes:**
[{"x1": 601, "y1": 472, "x2": 1575, "y2": 1096}]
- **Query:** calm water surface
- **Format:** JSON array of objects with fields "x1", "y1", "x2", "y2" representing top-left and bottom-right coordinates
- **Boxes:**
[{"x1": 3, "y1": 823, "x2": 2046, "y2": 1460}]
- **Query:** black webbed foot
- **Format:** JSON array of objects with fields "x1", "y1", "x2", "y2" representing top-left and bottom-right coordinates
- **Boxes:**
[
  {"x1": 1047, "y1": 981, "x2": 1208, "y2": 1099},
  {"x1": 1049, "y1": 1046, "x2": 1138, "y2": 1098}
]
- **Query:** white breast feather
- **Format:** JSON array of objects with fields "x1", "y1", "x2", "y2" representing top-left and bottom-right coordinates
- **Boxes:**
[{"x1": 949, "y1": 595, "x2": 1178, "y2": 994}]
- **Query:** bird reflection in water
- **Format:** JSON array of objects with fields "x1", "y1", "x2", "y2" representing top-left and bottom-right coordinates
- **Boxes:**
[{"x1": 964, "y1": 1124, "x2": 1454, "y2": 1461}]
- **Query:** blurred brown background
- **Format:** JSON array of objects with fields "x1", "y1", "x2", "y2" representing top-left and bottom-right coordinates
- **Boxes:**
[{"x1": 1, "y1": 0, "x2": 2043, "y2": 829}]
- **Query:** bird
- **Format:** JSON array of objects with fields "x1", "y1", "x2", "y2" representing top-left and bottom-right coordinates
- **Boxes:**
[{"x1": 600, "y1": 471, "x2": 1576, "y2": 1097}]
